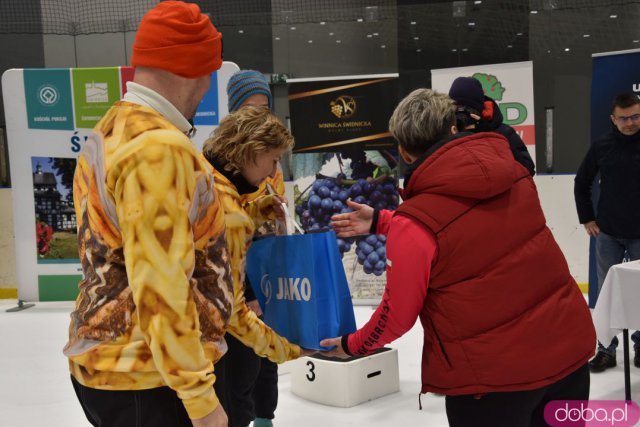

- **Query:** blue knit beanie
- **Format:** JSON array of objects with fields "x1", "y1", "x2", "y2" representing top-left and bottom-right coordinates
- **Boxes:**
[{"x1": 227, "y1": 70, "x2": 273, "y2": 112}]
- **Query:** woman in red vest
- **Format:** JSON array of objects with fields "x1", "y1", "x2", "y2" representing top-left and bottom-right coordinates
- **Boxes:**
[{"x1": 323, "y1": 88, "x2": 595, "y2": 426}]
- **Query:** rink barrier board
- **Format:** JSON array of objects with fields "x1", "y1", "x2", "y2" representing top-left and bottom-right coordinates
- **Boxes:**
[{"x1": 0, "y1": 288, "x2": 18, "y2": 299}]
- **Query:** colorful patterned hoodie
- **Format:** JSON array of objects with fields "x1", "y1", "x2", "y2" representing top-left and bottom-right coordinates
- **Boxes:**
[
  {"x1": 241, "y1": 167, "x2": 285, "y2": 236},
  {"x1": 202, "y1": 157, "x2": 301, "y2": 359},
  {"x1": 63, "y1": 101, "x2": 234, "y2": 419}
]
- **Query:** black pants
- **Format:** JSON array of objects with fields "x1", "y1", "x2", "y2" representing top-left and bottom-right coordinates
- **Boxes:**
[
  {"x1": 213, "y1": 353, "x2": 228, "y2": 418},
  {"x1": 218, "y1": 332, "x2": 279, "y2": 427},
  {"x1": 71, "y1": 375, "x2": 191, "y2": 427},
  {"x1": 253, "y1": 353, "x2": 278, "y2": 420},
  {"x1": 445, "y1": 363, "x2": 590, "y2": 427}
]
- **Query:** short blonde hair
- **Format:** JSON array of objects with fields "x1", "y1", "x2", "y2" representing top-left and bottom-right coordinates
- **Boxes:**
[
  {"x1": 388, "y1": 88, "x2": 456, "y2": 156},
  {"x1": 203, "y1": 106, "x2": 294, "y2": 174}
]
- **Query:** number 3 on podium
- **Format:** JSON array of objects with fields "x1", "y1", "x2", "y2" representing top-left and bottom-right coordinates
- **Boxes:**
[{"x1": 306, "y1": 360, "x2": 316, "y2": 381}]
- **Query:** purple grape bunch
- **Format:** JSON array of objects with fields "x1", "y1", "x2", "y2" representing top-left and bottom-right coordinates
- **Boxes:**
[
  {"x1": 356, "y1": 234, "x2": 387, "y2": 276},
  {"x1": 296, "y1": 174, "x2": 399, "y2": 276},
  {"x1": 295, "y1": 175, "x2": 351, "y2": 233}
]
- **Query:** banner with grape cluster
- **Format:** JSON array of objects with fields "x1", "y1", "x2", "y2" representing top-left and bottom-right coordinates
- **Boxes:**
[{"x1": 288, "y1": 75, "x2": 401, "y2": 303}]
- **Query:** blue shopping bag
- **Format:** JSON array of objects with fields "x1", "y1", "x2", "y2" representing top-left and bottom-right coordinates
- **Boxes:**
[{"x1": 246, "y1": 230, "x2": 357, "y2": 350}]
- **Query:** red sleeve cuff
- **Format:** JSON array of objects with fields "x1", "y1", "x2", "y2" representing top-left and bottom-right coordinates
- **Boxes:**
[
  {"x1": 341, "y1": 334, "x2": 353, "y2": 356},
  {"x1": 369, "y1": 210, "x2": 380, "y2": 234}
]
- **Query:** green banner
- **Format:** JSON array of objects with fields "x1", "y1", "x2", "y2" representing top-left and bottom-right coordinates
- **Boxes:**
[{"x1": 72, "y1": 67, "x2": 121, "y2": 128}]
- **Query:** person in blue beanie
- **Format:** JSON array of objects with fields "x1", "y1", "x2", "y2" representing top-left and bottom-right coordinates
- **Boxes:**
[{"x1": 227, "y1": 69, "x2": 273, "y2": 112}]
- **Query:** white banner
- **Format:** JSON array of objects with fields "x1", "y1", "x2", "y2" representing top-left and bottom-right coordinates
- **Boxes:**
[
  {"x1": 2, "y1": 62, "x2": 239, "y2": 301},
  {"x1": 288, "y1": 74, "x2": 402, "y2": 304},
  {"x1": 431, "y1": 61, "x2": 535, "y2": 162}
]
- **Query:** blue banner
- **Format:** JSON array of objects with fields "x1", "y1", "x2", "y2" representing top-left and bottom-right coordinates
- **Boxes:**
[{"x1": 193, "y1": 72, "x2": 219, "y2": 126}]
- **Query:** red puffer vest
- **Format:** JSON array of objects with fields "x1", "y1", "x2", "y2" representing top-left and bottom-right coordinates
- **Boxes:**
[{"x1": 396, "y1": 132, "x2": 595, "y2": 395}]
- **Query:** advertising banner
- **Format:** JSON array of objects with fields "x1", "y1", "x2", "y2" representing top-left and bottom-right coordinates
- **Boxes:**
[
  {"x1": 431, "y1": 61, "x2": 536, "y2": 162},
  {"x1": 288, "y1": 74, "x2": 399, "y2": 153},
  {"x1": 588, "y1": 48, "x2": 640, "y2": 306},
  {"x1": 591, "y1": 50, "x2": 640, "y2": 140},
  {"x1": 71, "y1": 68, "x2": 122, "y2": 128},
  {"x1": 2, "y1": 62, "x2": 239, "y2": 301},
  {"x1": 24, "y1": 69, "x2": 74, "y2": 130},
  {"x1": 289, "y1": 74, "x2": 401, "y2": 303},
  {"x1": 194, "y1": 72, "x2": 219, "y2": 126}
]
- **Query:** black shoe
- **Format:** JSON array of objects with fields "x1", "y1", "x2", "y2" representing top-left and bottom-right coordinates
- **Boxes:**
[
  {"x1": 589, "y1": 351, "x2": 616, "y2": 373},
  {"x1": 635, "y1": 350, "x2": 640, "y2": 368}
]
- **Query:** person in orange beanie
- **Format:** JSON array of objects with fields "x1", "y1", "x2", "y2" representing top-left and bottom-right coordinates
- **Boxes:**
[
  {"x1": 131, "y1": 1, "x2": 222, "y2": 79},
  {"x1": 64, "y1": 2, "x2": 231, "y2": 427}
]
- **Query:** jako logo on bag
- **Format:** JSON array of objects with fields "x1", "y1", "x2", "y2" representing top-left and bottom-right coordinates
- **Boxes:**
[
  {"x1": 544, "y1": 400, "x2": 640, "y2": 426},
  {"x1": 275, "y1": 277, "x2": 311, "y2": 301},
  {"x1": 260, "y1": 274, "x2": 273, "y2": 304},
  {"x1": 260, "y1": 274, "x2": 312, "y2": 303}
]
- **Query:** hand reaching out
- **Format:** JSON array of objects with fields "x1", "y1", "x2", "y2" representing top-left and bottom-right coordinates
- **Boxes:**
[
  {"x1": 319, "y1": 337, "x2": 350, "y2": 359},
  {"x1": 271, "y1": 195, "x2": 288, "y2": 220},
  {"x1": 192, "y1": 404, "x2": 227, "y2": 427},
  {"x1": 246, "y1": 299, "x2": 263, "y2": 317},
  {"x1": 330, "y1": 200, "x2": 374, "y2": 237}
]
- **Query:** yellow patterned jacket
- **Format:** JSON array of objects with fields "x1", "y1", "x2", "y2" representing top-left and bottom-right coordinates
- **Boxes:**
[
  {"x1": 242, "y1": 167, "x2": 284, "y2": 204},
  {"x1": 241, "y1": 167, "x2": 285, "y2": 236},
  {"x1": 64, "y1": 101, "x2": 235, "y2": 419},
  {"x1": 204, "y1": 160, "x2": 300, "y2": 358}
]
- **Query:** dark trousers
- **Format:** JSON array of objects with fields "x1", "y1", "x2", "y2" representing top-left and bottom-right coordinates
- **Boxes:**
[
  {"x1": 213, "y1": 353, "x2": 228, "y2": 418},
  {"x1": 218, "y1": 333, "x2": 279, "y2": 427},
  {"x1": 71, "y1": 375, "x2": 191, "y2": 427},
  {"x1": 445, "y1": 363, "x2": 590, "y2": 427},
  {"x1": 253, "y1": 354, "x2": 278, "y2": 420}
]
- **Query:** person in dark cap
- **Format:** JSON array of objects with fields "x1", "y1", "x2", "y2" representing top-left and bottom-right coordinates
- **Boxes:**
[
  {"x1": 63, "y1": 3, "x2": 308, "y2": 427},
  {"x1": 449, "y1": 76, "x2": 535, "y2": 176}
]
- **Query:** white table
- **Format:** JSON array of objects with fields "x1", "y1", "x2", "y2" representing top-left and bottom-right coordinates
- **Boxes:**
[{"x1": 593, "y1": 259, "x2": 640, "y2": 400}]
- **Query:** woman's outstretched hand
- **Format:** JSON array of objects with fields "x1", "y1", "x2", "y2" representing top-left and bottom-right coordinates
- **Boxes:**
[{"x1": 330, "y1": 200, "x2": 374, "y2": 237}]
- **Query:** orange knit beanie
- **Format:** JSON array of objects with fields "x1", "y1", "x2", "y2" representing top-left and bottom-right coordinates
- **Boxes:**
[{"x1": 131, "y1": 1, "x2": 222, "y2": 78}]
